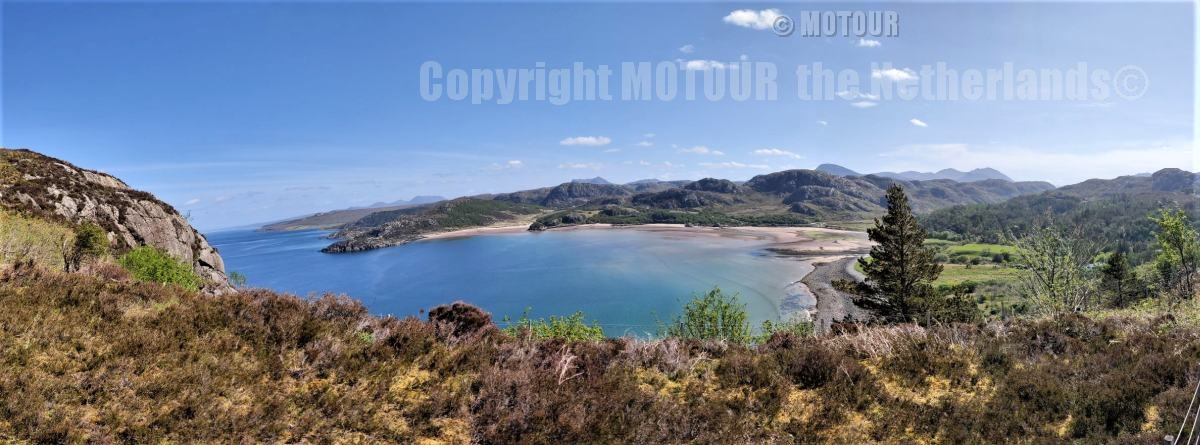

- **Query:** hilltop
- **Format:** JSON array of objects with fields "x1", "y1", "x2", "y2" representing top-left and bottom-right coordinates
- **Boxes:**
[{"x1": 0, "y1": 149, "x2": 230, "y2": 291}]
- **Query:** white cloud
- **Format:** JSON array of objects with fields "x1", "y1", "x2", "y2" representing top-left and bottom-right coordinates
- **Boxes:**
[
  {"x1": 639, "y1": 160, "x2": 652, "y2": 166},
  {"x1": 679, "y1": 59, "x2": 736, "y2": 71},
  {"x1": 679, "y1": 145, "x2": 724, "y2": 156},
  {"x1": 909, "y1": 118, "x2": 929, "y2": 128},
  {"x1": 723, "y1": 9, "x2": 783, "y2": 30},
  {"x1": 836, "y1": 90, "x2": 880, "y2": 101},
  {"x1": 679, "y1": 44, "x2": 695, "y2": 53},
  {"x1": 871, "y1": 67, "x2": 918, "y2": 81},
  {"x1": 753, "y1": 148, "x2": 804, "y2": 159},
  {"x1": 739, "y1": 54, "x2": 749, "y2": 61},
  {"x1": 559, "y1": 136, "x2": 612, "y2": 146},
  {"x1": 486, "y1": 160, "x2": 524, "y2": 171},
  {"x1": 603, "y1": 148, "x2": 621, "y2": 153},
  {"x1": 558, "y1": 162, "x2": 603, "y2": 170},
  {"x1": 700, "y1": 161, "x2": 770, "y2": 169},
  {"x1": 635, "y1": 141, "x2": 654, "y2": 147},
  {"x1": 856, "y1": 38, "x2": 882, "y2": 48},
  {"x1": 880, "y1": 140, "x2": 1193, "y2": 185},
  {"x1": 816, "y1": 120, "x2": 829, "y2": 126},
  {"x1": 644, "y1": 133, "x2": 655, "y2": 138},
  {"x1": 184, "y1": 198, "x2": 200, "y2": 205},
  {"x1": 850, "y1": 101, "x2": 878, "y2": 108}
]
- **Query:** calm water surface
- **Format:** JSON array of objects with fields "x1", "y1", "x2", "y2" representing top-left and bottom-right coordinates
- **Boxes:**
[{"x1": 208, "y1": 228, "x2": 812, "y2": 336}]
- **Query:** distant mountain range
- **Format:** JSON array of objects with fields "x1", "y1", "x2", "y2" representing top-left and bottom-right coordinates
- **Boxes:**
[
  {"x1": 261, "y1": 195, "x2": 446, "y2": 231},
  {"x1": 570, "y1": 177, "x2": 612, "y2": 185},
  {"x1": 815, "y1": 164, "x2": 1014, "y2": 182},
  {"x1": 317, "y1": 168, "x2": 1056, "y2": 252},
  {"x1": 366, "y1": 195, "x2": 446, "y2": 208}
]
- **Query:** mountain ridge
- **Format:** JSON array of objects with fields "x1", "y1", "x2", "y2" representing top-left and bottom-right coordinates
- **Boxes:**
[
  {"x1": 323, "y1": 168, "x2": 1056, "y2": 253},
  {"x1": 815, "y1": 164, "x2": 1014, "y2": 182}
]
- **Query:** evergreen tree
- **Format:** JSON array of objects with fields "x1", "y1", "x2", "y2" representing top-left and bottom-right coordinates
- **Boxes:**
[
  {"x1": 1100, "y1": 250, "x2": 1140, "y2": 307},
  {"x1": 859, "y1": 184, "x2": 944, "y2": 323}
]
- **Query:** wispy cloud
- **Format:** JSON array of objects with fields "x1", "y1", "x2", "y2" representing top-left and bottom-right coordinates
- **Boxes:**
[
  {"x1": 850, "y1": 101, "x2": 878, "y2": 108},
  {"x1": 487, "y1": 160, "x2": 524, "y2": 170},
  {"x1": 909, "y1": 118, "x2": 929, "y2": 128},
  {"x1": 558, "y1": 162, "x2": 602, "y2": 170},
  {"x1": 678, "y1": 44, "x2": 695, "y2": 54},
  {"x1": 184, "y1": 198, "x2": 201, "y2": 205},
  {"x1": 635, "y1": 141, "x2": 654, "y2": 147},
  {"x1": 856, "y1": 38, "x2": 882, "y2": 48},
  {"x1": 836, "y1": 90, "x2": 880, "y2": 101},
  {"x1": 722, "y1": 9, "x2": 783, "y2": 30},
  {"x1": 753, "y1": 148, "x2": 804, "y2": 159},
  {"x1": 679, "y1": 145, "x2": 725, "y2": 156},
  {"x1": 700, "y1": 161, "x2": 770, "y2": 169},
  {"x1": 560, "y1": 136, "x2": 612, "y2": 146},
  {"x1": 816, "y1": 120, "x2": 829, "y2": 126},
  {"x1": 871, "y1": 67, "x2": 918, "y2": 81}
]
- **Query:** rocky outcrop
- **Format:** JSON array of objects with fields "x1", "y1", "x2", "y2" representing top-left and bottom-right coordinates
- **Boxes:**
[{"x1": 0, "y1": 149, "x2": 231, "y2": 292}]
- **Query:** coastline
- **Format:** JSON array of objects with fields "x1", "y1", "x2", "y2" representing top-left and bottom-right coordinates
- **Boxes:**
[{"x1": 420, "y1": 223, "x2": 873, "y2": 325}]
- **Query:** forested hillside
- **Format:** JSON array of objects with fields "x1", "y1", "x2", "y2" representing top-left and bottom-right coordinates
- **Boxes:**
[{"x1": 923, "y1": 169, "x2": 1198, "y2": 262}]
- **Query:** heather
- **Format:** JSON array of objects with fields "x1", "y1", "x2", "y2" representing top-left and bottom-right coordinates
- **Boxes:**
[{"x1": 2, "y1": 264, "x2": 1198, "y2": 443}]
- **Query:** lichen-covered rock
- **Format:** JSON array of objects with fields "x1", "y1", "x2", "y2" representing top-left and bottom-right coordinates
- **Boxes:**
[{"x1": 0, "y1": 148, "x2": 231, "y2": 293}]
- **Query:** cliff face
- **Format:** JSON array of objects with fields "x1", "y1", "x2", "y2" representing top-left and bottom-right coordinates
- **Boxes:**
[{"x1": 0, "y1": 149, "x2": 230, "y2": 292}]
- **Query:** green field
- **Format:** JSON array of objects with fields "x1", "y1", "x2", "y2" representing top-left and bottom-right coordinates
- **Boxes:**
[
  {"x1": 941, "y1": 242, "x2": 1019, "y2": 264},
  {"x1": 858, "y1": 241, "x2": 1028, "y2": 318},
  {"x1": 935, "y1": 264, "x2": 1022, "y2": 286}
]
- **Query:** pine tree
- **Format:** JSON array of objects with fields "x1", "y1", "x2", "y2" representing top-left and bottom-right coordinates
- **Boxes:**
[
  {"x1": 859, "y1": 184, "x2": 943, "y2": 322},
  {"x1": 1100, "y1": 250, "x2": 1137, "y2": 307}
]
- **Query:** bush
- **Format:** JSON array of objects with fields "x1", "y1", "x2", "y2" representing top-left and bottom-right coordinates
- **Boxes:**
[
  {"x1": 70, "y1": 222, "x2": 108, "y2": 270},
  {"x1": 664, "y1": 287, "x2": 750, "y2": 343},
  {"x1": 757, "y1": 317, "x2": 814, "y2": 343},
  {"x1": 503, "y1": 310, "x2": 605, "y2": 341},
  {"x1": 118, "y1": 246, "x2": 200, "y2": 291}
]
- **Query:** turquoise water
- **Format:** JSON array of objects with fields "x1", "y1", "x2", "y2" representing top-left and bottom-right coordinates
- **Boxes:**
[{"x1": 208, "y1": 228, "x2": 809, "y2": 337}]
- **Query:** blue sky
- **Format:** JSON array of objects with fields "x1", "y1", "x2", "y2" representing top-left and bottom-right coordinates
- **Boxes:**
[{"x1": 3, "y1": 1, "x2": 1194, "y2": 230}]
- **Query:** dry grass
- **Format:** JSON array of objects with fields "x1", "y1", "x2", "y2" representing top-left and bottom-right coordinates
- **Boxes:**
[
  {"x1": 1, "y1": 265, "x2": 1199, "y2": 443},
  {"x1": 0, "y1": 210, "x2": 73, "y2": 271}
]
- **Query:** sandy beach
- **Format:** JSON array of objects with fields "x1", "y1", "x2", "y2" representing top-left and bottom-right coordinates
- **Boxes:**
[{"x1": 423, "y1": 222, "x2": 871, "y2": 253}]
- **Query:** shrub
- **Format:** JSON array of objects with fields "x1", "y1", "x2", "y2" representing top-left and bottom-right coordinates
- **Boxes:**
[
  {"x1": 757, "y1": 317, "x2": 814, "y2": 343},
  {"x1": 117, "y1": 246, "x2": 200, "y2": 291},
  {"x1": 228, "y1": 270, "x2": 248, "y2": 287},
  {"x1": 503, "y1": 310, "x2": 605, "y2": 341},
  {"x1": 428, "y1": 301, "x2": 495, "y2": 340},
  {"x1": 664, "y1": 287, "x2": 750, "y2": 343},
  {"x1": 69, "y1": 221, "x2": 108, "y2": 271}
]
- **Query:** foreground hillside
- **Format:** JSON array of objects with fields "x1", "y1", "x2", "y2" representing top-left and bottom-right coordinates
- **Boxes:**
[{"x1": 2, "y1": 265, "x2": 1196, "y2": 443}]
